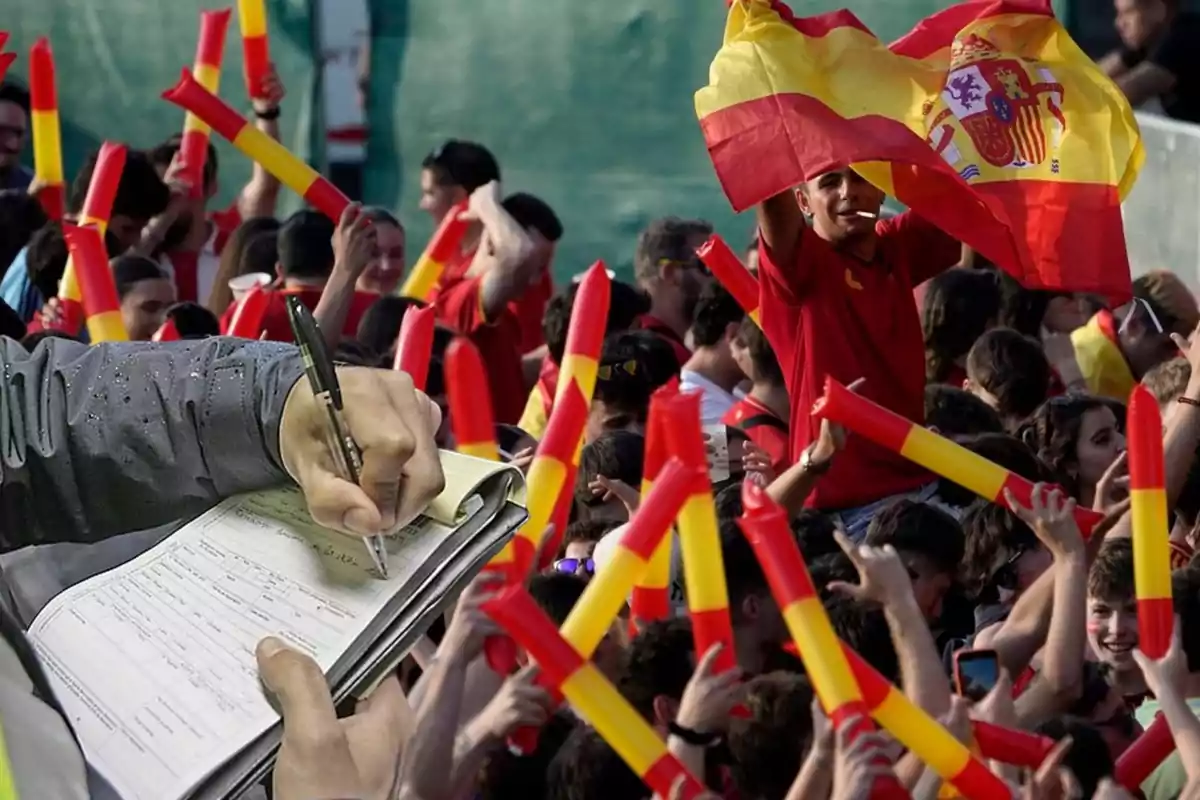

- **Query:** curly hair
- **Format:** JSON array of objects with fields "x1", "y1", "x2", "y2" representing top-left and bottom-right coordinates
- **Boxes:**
[{"x1": 1016, "y1": 395, "x2": 1125, "y2": 498}]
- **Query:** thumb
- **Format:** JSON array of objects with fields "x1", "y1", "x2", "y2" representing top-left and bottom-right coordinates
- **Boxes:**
[
  {"x1": 825, "y1": 580, "x2": 864, "y2": 599},
  {"x1": 256, "y1": 637, "x2": 348, "y2": 754}
]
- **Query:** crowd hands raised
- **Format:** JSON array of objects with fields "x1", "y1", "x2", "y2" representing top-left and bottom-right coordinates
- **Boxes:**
[{"x1": 7, "y1": 43, "x2": 1200, "y2": 796}]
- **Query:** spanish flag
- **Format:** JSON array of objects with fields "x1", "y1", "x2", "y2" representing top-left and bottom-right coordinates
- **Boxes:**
[{"x1": 695, "y1": 0, "x2": 1143, "y2": 298}]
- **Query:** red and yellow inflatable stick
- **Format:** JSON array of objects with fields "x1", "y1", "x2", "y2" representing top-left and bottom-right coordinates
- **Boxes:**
[
  {"x1": 224, "y1": 284, "x2": 270, "y2": 338},
  {"x1": 842, "y1": 644, "x2": 1012, "y2": 799},
  {"x1": 659, "y1": 390, "x2": 736, "y2": 676},
  {"x1": 236, "y1": 0, "x2": 271, "y2": 100},
  {"x1": 1128, "y1": 384, "x2": 1173, "y2": 658},
  {"x1": 53, "y1": 142, "x2": 127, "y2": 336},
  {"x1": 630, "y1": 383, "x2": 678, "y2": 628},
  {"x1": 556, "y1": 260, "x2": 610, "y2": 405},
  {"x1": 163, "y1": 70, "x2": 350, "y2": 221},
  {"x1": 179, "y1": 9, "x2": 232, "y2": 198},
  {"x1": 1115, "y1": 714, "x2": 1172, "y2": 791},
  {"x1": 484, "y1": 585, "x2": 707, "y2": 799},
  {"x1": 393, "y1": 304, "x2": 436, "y2": 391},
  {"x1": 695, "y1": 234, "x2": 759, "y2": 324},
  {"x1": 399, "y1": 201, "x2": 470, "y2": 301},
  {"x1": 446, "y1": 337, "x2": 500, "y2": 462},
  {"x1": 29, "y1": 38, "x2": 64, "y2": 220},
  {"x1": 64, "y1": 225, "x2": 128, "y2": 343},
  {"x1": 740, "y1": 483, "x2": 906, "y2": 798},
  {"x1": 814, "y1": 377, "x2": 1105, "y2": 535},
  {"x1": 0, "y1": 35, "x2": 15, "y2": 83}
]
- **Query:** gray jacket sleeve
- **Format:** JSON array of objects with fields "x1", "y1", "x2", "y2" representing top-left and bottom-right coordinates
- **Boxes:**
[{"x1": 0, "y1": 336, "x2": 305, "y2": 551}]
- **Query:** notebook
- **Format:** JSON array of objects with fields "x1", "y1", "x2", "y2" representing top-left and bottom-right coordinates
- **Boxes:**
[{"x1": 26, "y1": 451, "x2": 526, "y2": 800}]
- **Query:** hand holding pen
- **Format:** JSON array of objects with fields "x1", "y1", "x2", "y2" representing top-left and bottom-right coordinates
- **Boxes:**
[{"x1": 285, "y1": 295, "x2": 391, "y2": 578}]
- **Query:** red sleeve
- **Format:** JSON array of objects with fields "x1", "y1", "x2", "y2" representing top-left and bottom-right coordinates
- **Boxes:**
[
  {"x1": 880, "y1": 212, "x2": 961, "y2": 287},
  {"x1": 435, "y1": 276, "x2": 488, "y2": 335}
]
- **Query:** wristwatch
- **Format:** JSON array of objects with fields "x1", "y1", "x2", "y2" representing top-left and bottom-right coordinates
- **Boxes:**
[
  {"x1": 800, "y1": 444, "x2": 833, "y2": 475},
  {"x1": 668, "y1": 721, "x2": 722, "y2": 747}
]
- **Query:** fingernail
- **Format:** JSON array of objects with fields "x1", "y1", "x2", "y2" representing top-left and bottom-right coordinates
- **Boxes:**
[
  {"x1": 343, "y1": 507, "x2": 377, "y2": 534},
  {"x1": 258, "y1": 636, "x2": 288, "y2": 659}
]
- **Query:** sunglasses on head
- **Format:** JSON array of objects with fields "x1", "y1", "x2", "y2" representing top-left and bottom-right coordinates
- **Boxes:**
[
  {"x1": 990, "y1": 546, "x2": 1028, "y2": 592},
  {"x1": 552, "y1": 558, "x2": 596, "y2": 575},
  {"x1": 597, "y1": 360, "x2": 638, "y2": 381}
]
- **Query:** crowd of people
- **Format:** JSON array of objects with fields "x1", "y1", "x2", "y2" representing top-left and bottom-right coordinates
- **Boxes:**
[{"x1": 0, "y1": 1, "x2": 1199, "y2": 799}]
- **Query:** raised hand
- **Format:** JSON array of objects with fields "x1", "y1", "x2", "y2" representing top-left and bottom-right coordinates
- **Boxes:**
[
  {"x1": 1003, "y1": 483, "x2": 1083, "y2": 559},
  {"x1": 827, "y1": 530, "x2": 916, "y2": 608}
]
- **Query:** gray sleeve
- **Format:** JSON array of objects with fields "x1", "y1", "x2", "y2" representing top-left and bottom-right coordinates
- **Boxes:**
[{"x1": 0, "y1": 336, "x2": 305, "y2": 551}]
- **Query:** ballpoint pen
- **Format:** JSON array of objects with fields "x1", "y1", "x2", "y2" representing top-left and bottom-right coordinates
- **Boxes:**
[{"x1": 285, "y1": 296, "x2": 390, "y2": 578}]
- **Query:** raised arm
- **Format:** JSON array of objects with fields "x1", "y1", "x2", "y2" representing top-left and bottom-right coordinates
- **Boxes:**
[
  {"x1": 237, "y1": 65, "x2": 286, "y2": 220},
  {"x1": 0, "y1": 335, "x2": 303, "y2": 550},
  {"x1": 464, "y1": 183, "x2": 537, "y2": 320},
  {"x1": 755, "y1": 190, "x2": 805, "y2": 272}
]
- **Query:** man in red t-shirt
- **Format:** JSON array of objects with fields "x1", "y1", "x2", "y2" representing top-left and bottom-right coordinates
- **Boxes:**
[
  {"x1": 756, "y1": 167, "x2": 960, "y2": 535},
  {"x1": 725, "y1": 317, "x2": 789, "y2": 477},
  {"x1": 633, "y1": 216, "x2": 715, "y2": 368},
  {"x1": 497, "y1": 192, "x2": 563, "y2": 354}
]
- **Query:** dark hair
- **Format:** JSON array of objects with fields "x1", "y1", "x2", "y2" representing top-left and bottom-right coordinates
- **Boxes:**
[
  {"x1": 634, "y1": 217, "x2": 713, "y2": 283},
  {"x1": 618, "y1": 617, "x2": 695, "y2": 720},
  {"x1": 690, "y1": 282, "x2": 745, "y2": 348},
  {"x1": 277, "y1": 210, "x2": 335, "y2": 280},
  {"x1": 359, "y1": 205, "x2": 402, "y2": 229},
  {"x1": 1033, "y1": 716, "x2": 1113, "y2": 798},
  {"x1": 997, "y1": 270, "x2": 1070, "y2": 337},
  {"x1": 865, "y1": 499, "x2": 964, "y2": 576},
  {"x1": 714, "y1": 479, "x2": 745, "y2": 521},
  {"x1": 576, "y1": 431, "x2": 644, "y2": 508},
  {"x1": 922, "y1": 269, "x2": 1001, "y2": 384},
  {"x1": 25, "y1": 223, "x2": 69, "y2": 301},
  {"x1": 480, "y1": 711, "x2": 576, "y2": 800},
  {"x1": 0, "y1": 82, "x2": 30, "y2": 115},
  {"x1": 966, "y1": 327, "x2": 1051, "y2": 425},
  {"x1": 593, "y1": 331, "x2": 677, "y2": 424},
  {"x1": 1173, "y1": 564, "x2": 1200, "y2": 672},
  {"x1": 1089, "y1": 539, "x2": 1134, "y2": 604},
  {"x1": 924, "y1": 384, "x2": 1003, "y2": 438},
  {"x1": 149, "y1": 134, "x2": 219, "y2": 194},
  {"x1": 735, "y1": 318, "x2": 784, "y2": 386},
  {"x1": 1018, "y1": 395, "x2": 1125, "y2": 497},
  {"x1": 558, "y1": 519, "x2": 616, "y2": 558},
  {"x1": 502, "y1": 193, "x2": 563, "y2": 241},
  {"x1": 0, "y1": 299, "x2": 24, "y2": 341},
  {"x1": 728, "y1": 673, "x2": 815, "y2": 800},
  {"x1": 355, "y1": 296, "x2": 424, "y2": 359},
  {"x1": 961, "y1": 500, "x2": 1040, "y2": 597},
  {"x1": 68, "y1": 148, "x2": 169, "y2": 223},
  {"x1": 421, "y1": 139, "x2": 500, "y2": 192},
  {"x1": 823, "y1": 593, "x2": 900, "y2": 684},
  {"x1": 528, "y1": 571, "x2": 587, "y2": 627},
  {"x1": 720, "y1": 518, "x2": 773, "y2": 622},
  {"x1": 162, "y1": 302, "x2": 219, "y2": 339},
  {"x1": 545, "y1": 726, "x2": 647, "y2": 800},
  {"x1": 1143, "y1": 357, "x2": 1192, "y2": 409},
  {"x1": 542, "y1": 280, "x2": 650, "y2": 365},
  {"x1": 111, "y1": 255, "x2": 169, "y2": 299},
  {"x1": 794, "y1": 511, "x2": 840, "y2": 563},
  {"x1": 206, "y1": 217, "x2": 281, "y2": 313},
  {"x1": 0, "y1": 190, "x2": 48, "y2": 274},
  {"x1": 936, "y1": 433, "x2": 1052, "y2": 510}
]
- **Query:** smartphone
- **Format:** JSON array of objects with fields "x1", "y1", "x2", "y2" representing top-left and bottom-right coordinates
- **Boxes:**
[{"x1": 953, "y1": 649, "x2": 1000, "y2": 702}]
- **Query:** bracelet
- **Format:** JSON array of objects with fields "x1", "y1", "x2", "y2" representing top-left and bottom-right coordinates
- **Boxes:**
[
  {"x1": 254, "y1": 106, "x2": 282, "y2": 121},
  {"x1": 667, "y1": 720, "x2": 722, "y2": 747},
  {"x1": 1179, "y1": 396, "x2": 1200, "y2": 407}
]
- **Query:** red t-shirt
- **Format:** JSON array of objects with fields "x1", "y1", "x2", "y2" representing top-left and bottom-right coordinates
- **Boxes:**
[
  {"x1": 757, "y1": 213, "x2": 960, "y2": 510},
  {"x1": 723, "y1": 396, "x2": 789, "y2": 476},
  {"x1": 637, "y1": 314, "x2": 691, "y2": 368},
  {"x1": 510, "y1": 269, "x2": 553, "y2": 354},
  {"x1": 435, "y1": 275, "x2": 526, "y2": 425},
  {"x1": 220, "y1": 287, "x2": 379, "y2": 343}
]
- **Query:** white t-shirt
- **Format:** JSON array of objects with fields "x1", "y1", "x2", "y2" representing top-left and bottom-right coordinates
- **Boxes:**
[{"x1": 679, "y1": 369, "x2": 738, "y2": 426}]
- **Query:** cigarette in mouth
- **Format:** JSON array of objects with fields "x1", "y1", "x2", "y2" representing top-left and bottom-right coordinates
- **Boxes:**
[{"x1": 854, "y1": 210, "x2": 878, "y2": 219}]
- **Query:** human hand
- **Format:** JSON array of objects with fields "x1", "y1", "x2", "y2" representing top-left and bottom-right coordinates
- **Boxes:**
[
  {"x1": 461, "y1": 180, "x2": 503, "y2": 222},
  {"x1": 809, "y1": 697, "x2": 835, "y2": 761},
  {"x1": 1132, "y1": 618, "x2": 1188, "y2": 702},
  {"x1": 1093, "y1": 452, "x2": 1129, "y2": 514},
  {"x1": 827, "y1": 530, "x2": 916, "y2": 608},
  {"x1": 158, "y1": 154, "x2": 194, "y2": 215},
  {"x1": 741, "y1": 441, "x2": 776, "y2": 486},
  {"x1": 259, "y1": 637, "x2": 409, "y2": 800},
  {"x1": 810, "y1": 378, "x2": 862, "y2": 466},
  {"x1": 589, "y1": 474, "x2": 641, "y2": 516},
  {"x1": 508, "y1": 446, "x2": 535, "y2": 473},
  {"x1": 970, "y1": 670, "x2": 1017, "y2": 729},
  {"x1": 830, "y1": 715, "x2": 897, "y2": 800},
  {"x1": 473, "y1": 663, "x2": 553, "y2": 742},
  {"x1": 667, "y1": 774, "x2": 721, "y2": 800},
  {"x1": 1003, "y1": 483, "x2": 1083, "y2": 559},
  {"x1": 38, "y1": 296, "x2": 66, "y2": 329},
  {"x1": 280, "y1": 367, "x2": 444, "y2": 536},
  {"x1": 674, "y1": 643, "x2": 746, "y2": 734},
  {"x1": 252, "y1": 62, "x2": 286, "y2": 114},
  {"x1": 1092, "y1": 779, "x2": 1137, "y2": 800},
  {"x1": 1019, "y1": 736, "x2": 1078, "y2": 800},
  {"x1": 332, "y1": 203, "x2": 378, "y2": 279},
  {"x1": 439, "y1": 574, "x2": 505, "y2": 666}
]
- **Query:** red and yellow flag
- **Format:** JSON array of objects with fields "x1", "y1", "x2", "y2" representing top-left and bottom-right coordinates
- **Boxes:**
[{"x1": 695, "y1": 0, "x2": 1143, "y2": 298}]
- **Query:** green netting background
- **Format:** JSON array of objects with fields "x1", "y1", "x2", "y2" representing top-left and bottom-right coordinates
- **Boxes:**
[
  {"x1": 363, "y1": 0, "x2": 1071, "y2": 282},
  {"x1": 1, "y1": 0, "x2": 321, "y2": 219}
]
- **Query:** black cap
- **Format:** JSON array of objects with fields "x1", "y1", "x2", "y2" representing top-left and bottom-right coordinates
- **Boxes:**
[{"x1": 422, "y1": 140, "x2": 500, "y2": 192}]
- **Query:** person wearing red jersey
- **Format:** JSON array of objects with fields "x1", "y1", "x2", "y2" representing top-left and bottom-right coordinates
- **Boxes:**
[
  {"x1": 493, "y1": 192, "x2": 562, "y2": 354},
  {"x1": 633, "y1": 216, "x2": 714, "y2": 368},
  {"x1": 418, "y1": 139, "x2": 501, "y2": 287},
  {"x1": 755, "y1": 167, "x2": 960, "y2": 536},
  {"x1": 433, "y1": 180, "x2": 542, "y2": 424},
  {"x1": 725, "y1": 317, "x2": 789, "y2": 478},
  {"x1": 143, "y1": 66, "x2": 288, "y2": 304}
]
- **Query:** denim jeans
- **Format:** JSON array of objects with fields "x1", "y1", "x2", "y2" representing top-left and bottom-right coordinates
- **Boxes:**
[{"x1": 829, "y1": 482, "x2": 939, "y2": 541}]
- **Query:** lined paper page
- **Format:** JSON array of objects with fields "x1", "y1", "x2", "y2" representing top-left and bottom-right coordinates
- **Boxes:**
[{"x1": 28, "y1": 488, "x2": 455, "y2": 800}]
